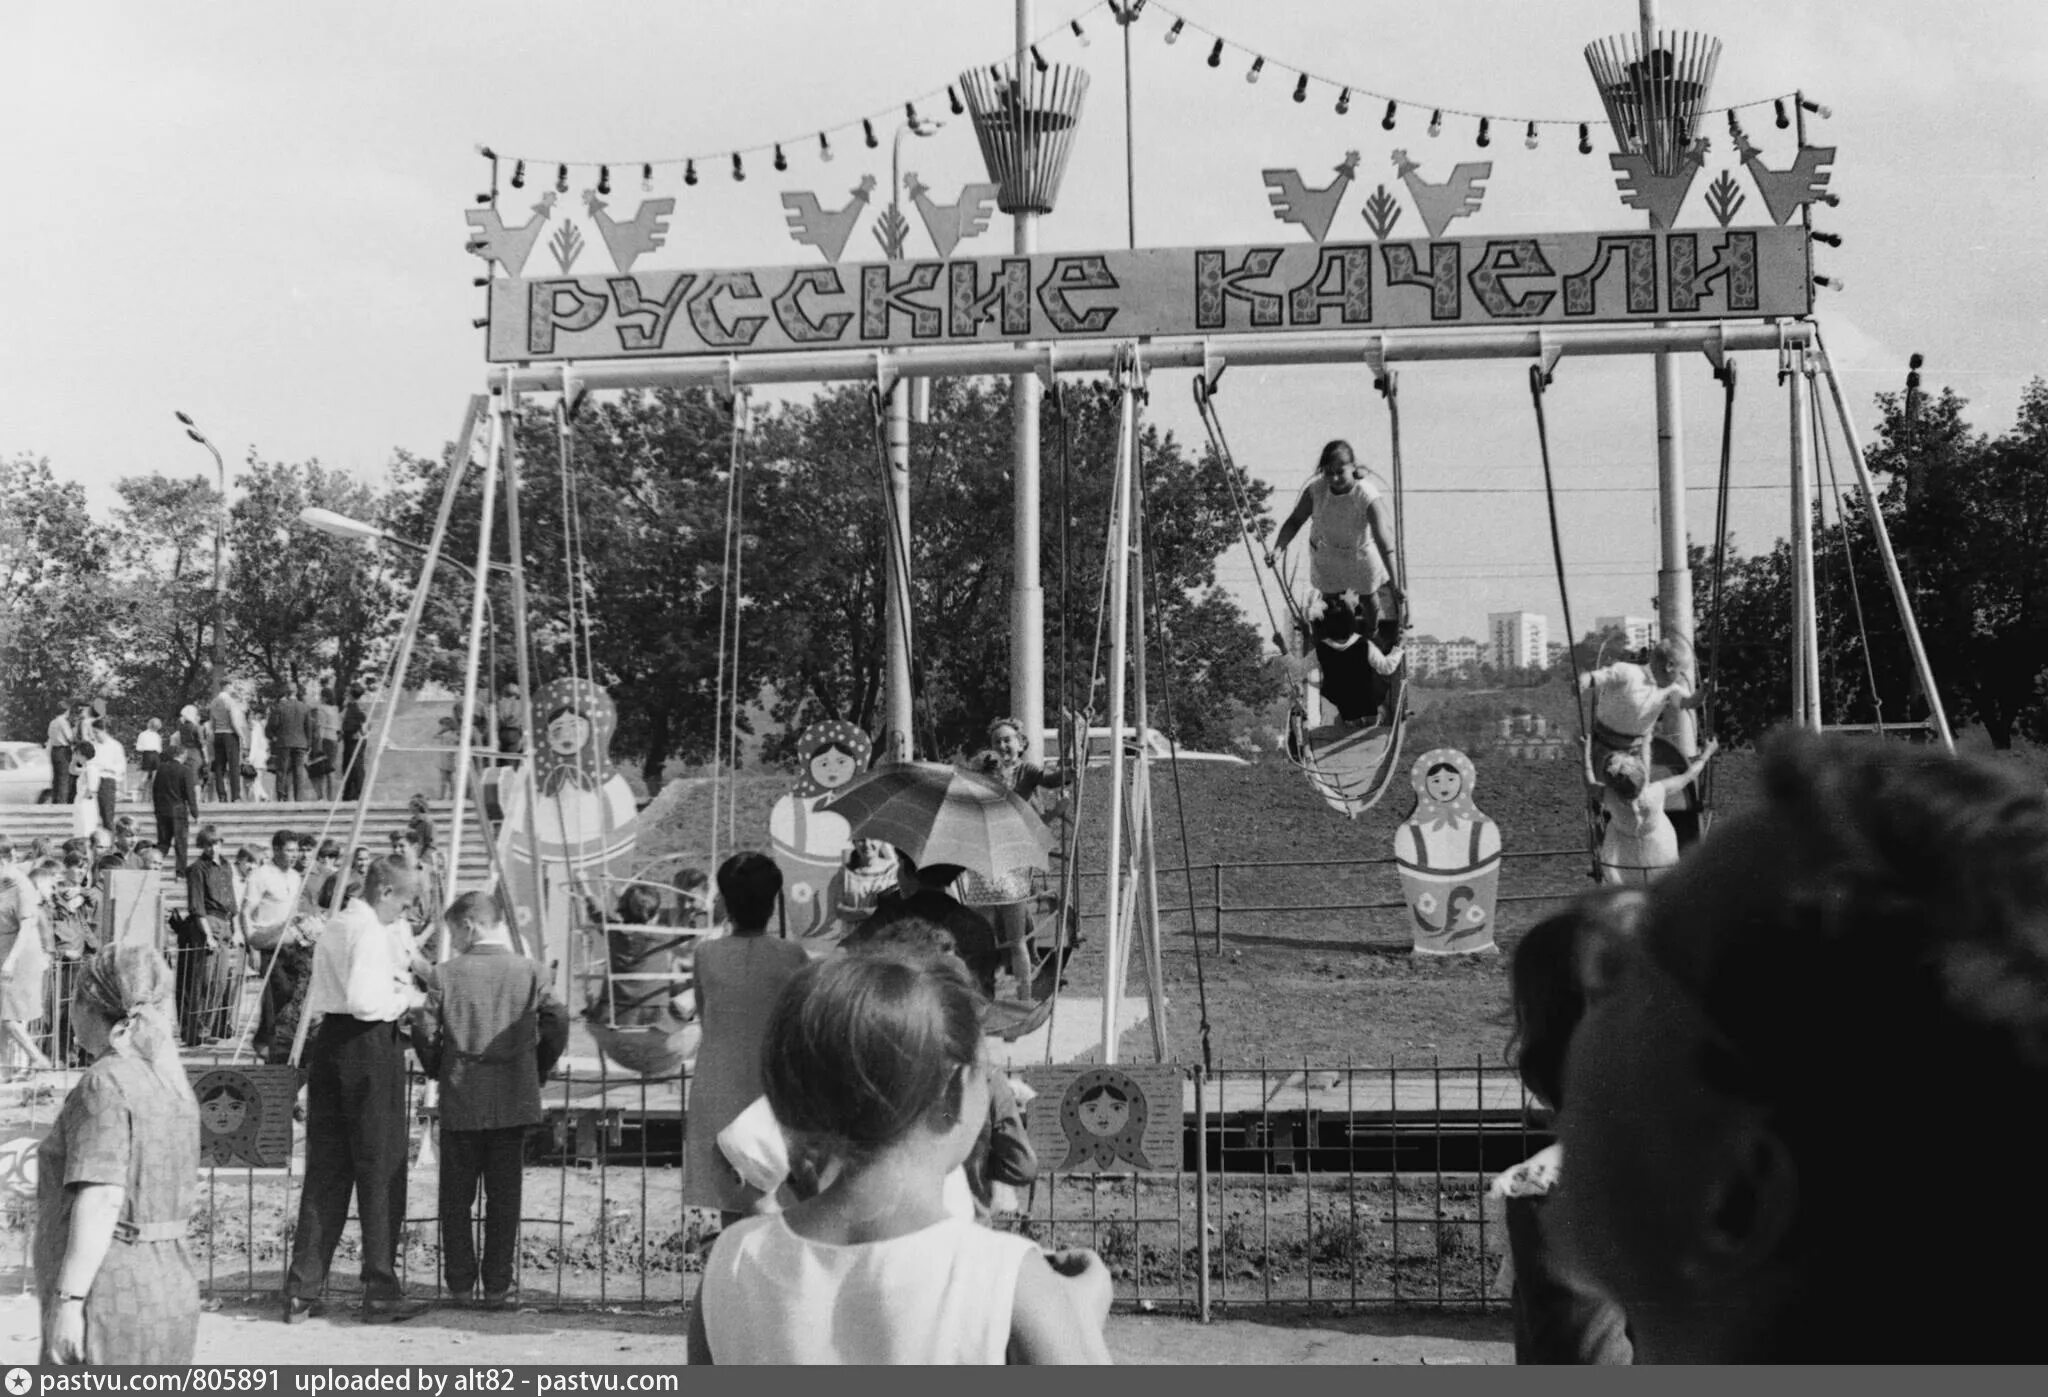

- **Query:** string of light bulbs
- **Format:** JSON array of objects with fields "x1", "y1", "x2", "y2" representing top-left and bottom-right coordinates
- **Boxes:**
[
  {"x1": 476, "y1": 0, "x2": 1115, "y2": 193},
  {"x1": 1142, "y1": 0, "x2": 1821, "y2": 149},
  {"x1": 476, "y1": 0, "x2": 1828, "y2": 195}
]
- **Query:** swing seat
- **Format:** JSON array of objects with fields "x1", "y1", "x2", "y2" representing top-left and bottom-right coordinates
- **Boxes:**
[
  {"x1": 586, "y1": 1020, "x2": 693, "y2": 1079},
  {"x1": 1290, "y1": 669, "x2": 1409, "y2": 819}
]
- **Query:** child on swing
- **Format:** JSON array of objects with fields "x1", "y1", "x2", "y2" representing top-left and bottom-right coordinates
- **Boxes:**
[
  {"x1": 1271, "y1": 439, "x2": 1405, "y2": 631},
  {"x1": 1580, "y1": 637, "x2": 1699, "y2": 767},
  {"x1": 1585, "y1": 735, "x2": 1718, "y2": 885},
  {"x1": 690, "y1": 950, "x2": 1112, "y2": 1365}
]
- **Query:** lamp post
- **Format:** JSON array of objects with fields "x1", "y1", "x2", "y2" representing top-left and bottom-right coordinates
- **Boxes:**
[
  {"x1": 173, "y1": 411, "x2": 227, "y2": 701},
  {"x1": 297, "y1": 507, "x2": 501, "y2": 686}
]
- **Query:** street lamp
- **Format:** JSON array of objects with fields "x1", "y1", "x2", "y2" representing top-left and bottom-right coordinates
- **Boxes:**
[
  {"x1": 297, "y1": 506, "x2": 502, "y2": 722},
  {"x1": 174, "y1": 411, "x2": 228, "y2": 700}
]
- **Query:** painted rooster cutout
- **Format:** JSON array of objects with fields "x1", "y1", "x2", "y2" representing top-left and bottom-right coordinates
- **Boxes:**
[
  {"x1": 781, "y1": 175, "x2": 878, "y2": 264},
  {"x1": 465, "y1": 190, "x2": 558, "y2": 278},
  {"x1": 582, "y1": 190, "x2": 674, "y2": 273},
  {"x1": 1261, "y1": 151, "x2": 1361, "y2": 242},
  {"x1": 1608, "y1": 137, "x2": 1710, "y2": 230},
  {"x1": 1391, "y1": 151, "x2": 1491, "y2": 240},
  {"x1": 904, "y1": 173, "x2": 1000, "y2": 259},
  {"x1": 1731, "y1": 122, "x2": 1836, "y2": 226}
]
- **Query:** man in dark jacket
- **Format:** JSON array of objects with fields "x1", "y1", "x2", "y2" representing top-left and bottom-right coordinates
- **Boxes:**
[
  {"x1": 151, "y1": 736, "x2": 200, "y2": 875},
  {"x1": 410, "y1": 891, "x2": 568, "y2": 1308},
  {"x1": 181, "y1": 825, "x2": 243, "y2": 1045},
  {"x1": 271, "y1": 686, "x2": 315, "y2": 803}
]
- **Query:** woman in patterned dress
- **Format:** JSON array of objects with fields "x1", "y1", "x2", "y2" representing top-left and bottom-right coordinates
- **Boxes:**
[{"x1": 36, "y1": 944, "x2": 201, "y2": 1365}]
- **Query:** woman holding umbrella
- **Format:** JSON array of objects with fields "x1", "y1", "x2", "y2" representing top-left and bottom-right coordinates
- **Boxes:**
[{"x1": 961, "y1": 717, "x2": 1074, "y2": 992}]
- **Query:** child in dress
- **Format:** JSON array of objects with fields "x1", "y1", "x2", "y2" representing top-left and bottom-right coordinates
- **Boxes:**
[
  {"x1": 1493, "y1": 891, "x2": 1641, "y2": 1365},
  {"x1": 690, "y1": 951, "x2": 1112, "y2": 1365},
  {"x1": 1305, "y1": 590, "x2": 1404, "y2": 729},
  {"x1": 1585, "y1": 737, "x2": 1717, "y2": 885}
]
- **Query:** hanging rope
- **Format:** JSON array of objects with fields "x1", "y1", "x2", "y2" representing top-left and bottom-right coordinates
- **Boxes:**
[
  {"x1": 1376, "y1": 369, "x2": 1409, "y2": 603},
  {"x1": 1135, "y1": 421, "x2": 1214, "y2": 1073},
  {"x1": 1701, "y1": 362, "x2": 1738, "y2": 743},
  {"x1": 1192, "y1": 375, "x2": 1310, "y2": 649},
  {"x1": 1812, "y1": 365, "x2": 1886, "y2": 733},
  {"x1": 1528, "y1": 365, "x2": 1600, "y2": 882},
  {"x1": 706, "y1": 393, "x2": 747, "y2": 876}
]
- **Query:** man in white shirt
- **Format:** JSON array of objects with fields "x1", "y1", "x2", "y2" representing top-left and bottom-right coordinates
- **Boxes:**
[
  {"x1": 241, "y1": 829, "x2": 305, "y2": 1058},
  {"x1": 209, "y1": 686, "x2": 250, "y2": 803},
  {"x1": 282, "y1": 856, "x2": 430, "y2": 1326},
  {"x1": 83, "y1": 718, "x2": 124, "y2": 833}
]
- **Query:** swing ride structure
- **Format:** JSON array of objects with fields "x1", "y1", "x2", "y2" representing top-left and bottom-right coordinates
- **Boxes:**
[{"x1": 372, "y1": 5, "x2": 1953, "y2": 1079}]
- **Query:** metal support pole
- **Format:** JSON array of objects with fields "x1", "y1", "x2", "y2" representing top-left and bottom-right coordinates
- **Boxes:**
[
  {"x1": 1788, "y1": 353, "x2": 1818, "y2": 729},
  {"x1": 883, "y1": 377, "x2": 916, "y2": 761},
  {"x1": 1125, "y1": 397, "x2": 1169, "y2": 1062},
  {"x1": 495, "y1": 322, "x2": 1817, "y2": 395},
  {"x1": 1010, "y1": 0, "x2": 1046, "y2": 757},
  {"x1": 445, "y1": 407, "x2": 503, "y2": 951},
  {"x1": 498, "y1": 394, "x2": 548, "y2": 963},
  {"x1": 291, "y1": 394, "x2": 487, "y2": 1066},
  {"x1": 1813, "y1": 331, "x2": 1956, "y2": 752},
  {"x1": 1099, "y1": 374, "x2": 1137, "y2": 1066}
]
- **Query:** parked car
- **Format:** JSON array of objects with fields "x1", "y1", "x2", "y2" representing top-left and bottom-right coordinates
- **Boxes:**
[
  {"x1": 1036, "y1": 725, "x2": 1247, "y2": 770},
  {"x1": 0, "y1": 741, "x2": 54, "y2": 804}
]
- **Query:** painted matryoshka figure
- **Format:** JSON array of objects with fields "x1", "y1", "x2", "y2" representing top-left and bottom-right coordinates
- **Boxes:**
[
  {"x1": 495, "y1": 678, "x2": 642, "y2": 984},
  {"x1": 1393, "y1": 748, "x2": 1501, "y2": 955},
  {"x1": 768, "y1": 721, "x2": 872, "y2": 940}
]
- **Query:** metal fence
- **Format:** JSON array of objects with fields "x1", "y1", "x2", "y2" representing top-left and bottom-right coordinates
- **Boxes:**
[
  {"x1": 1, "y1": 851, "x2": 1578, "y2": 1316},
  {"x1": 4, "y1": 1054, "x2": 1541, "y2": 1318}
]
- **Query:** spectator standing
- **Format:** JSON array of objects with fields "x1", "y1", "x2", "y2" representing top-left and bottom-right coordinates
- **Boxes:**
[
  {"x1": 34, "y1": 946, "x2": 202, "y2": 1364},
  {"x1": 209, "y1": 688, "x2": 248, "y2": 803},
  {"x1": 180, "y1": 828, "x2": 242, "y2": 1046},
  {"x1": 411, "y1": 892, "x2": 568, "y2": 1308},
  {"x1": 134, "y1": 718, "x2": 164, "y2": 802},
  {"x1": 67, "y1": 742, "x2": 100, "y2": 838},
  {"x1": 47, "y1": 705, "x2": 76, "y2": 807},
  {"x1": 83, "y1": 720, "x2": 124, "y2": 834},
  {"x1": 683, "y1": 853, "x2": 810, "y2": 1227},
  {"x1": 272, "y1": 686, "x2": 314, "y2": 803},
  {"x1": 312, "y1": 687, "x2": 342, "y2": 802},
  {"x1": 851, "y1": 856, "x2": 1005, "y2": 999},
  {"x1": 340, "y1": 685, "x2": 369, "y2": 801},
  {"x1": 244, "y1": 707, "x2": 272, "y2": 802},
  {"x1": 152, "y1": 736, "x2": 200, "y2": 876},
  {"x1": 241, "y1": 830, "x2": 305, "y2": 1059},
  {"x1": 283, "y1": 857, "x2": 430, "y2": 1324},
  {"x1": 495, "y1": 683, "x2": 527, "y2": 761},
  {"x1": 177, "y1": 705, "x2": 208, "y2": 800},
  {"x1": 0, "y1": 852, "x2": 58, "y2": 1077}
]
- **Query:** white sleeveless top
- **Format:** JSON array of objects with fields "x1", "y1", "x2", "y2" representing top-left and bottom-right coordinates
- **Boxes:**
[
  {"x1": 1306, "y1": 476, "x2": 1388, "y2": 595},
  {"x1": 701, "y1": 1214, "x2": 1039, "y2": 1364}
]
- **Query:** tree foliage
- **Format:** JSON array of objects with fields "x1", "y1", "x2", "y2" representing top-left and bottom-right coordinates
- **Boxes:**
[
  {"x1": 391, "y1": 377, "x2": 1281, "y2": 783},
  {"x1": 0, "y1": 454, "x2": 119, "y2": 734}
]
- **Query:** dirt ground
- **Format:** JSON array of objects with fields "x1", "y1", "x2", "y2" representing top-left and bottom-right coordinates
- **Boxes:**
[{"x1": 0, "y1": 1293, "x2": 1513, "y2": 1366}]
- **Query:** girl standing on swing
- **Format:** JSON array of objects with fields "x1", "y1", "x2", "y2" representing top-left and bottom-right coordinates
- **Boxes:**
[{"x1": 1272, "y1": 440, "x2": 1406, "y2": 726}]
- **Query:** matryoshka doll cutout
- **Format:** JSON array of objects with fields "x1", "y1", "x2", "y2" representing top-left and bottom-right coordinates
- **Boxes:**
[
  {"x1": 496, "y1": 678, "x2": 642, "y2": 981},
  {"x1": 1055, "y1": 1067, "x2": 1157, "y2": 1172},
  {"x1": 1393, "y1": 748, "x2": 1501, "y2": 955},
  {"x1": 769, "y1": 720, "x2": 872, "y2": 940}
]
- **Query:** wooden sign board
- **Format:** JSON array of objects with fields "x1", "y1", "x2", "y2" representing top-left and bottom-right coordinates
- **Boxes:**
[
  {"x1": 486, "y1": 226, "x2": 1809, "y2": 364},
  {"x1": 190, "y1": 1063, "x2": 299, "y2": 1168},
  {"x1": 97, "y1": 869, "x2": 162, "y2": 950},
  {"x1": 1019, "y1": 1063, "x2": 1182, "y2": 1176}
]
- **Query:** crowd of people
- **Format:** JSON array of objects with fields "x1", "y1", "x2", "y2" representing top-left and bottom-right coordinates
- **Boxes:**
[
  {"x1": 45, "y1": 684, "x2": 378, "y2": 822},
  {"x1": 15, "y1": 716, "x2": 2048, "y2": 1364}
]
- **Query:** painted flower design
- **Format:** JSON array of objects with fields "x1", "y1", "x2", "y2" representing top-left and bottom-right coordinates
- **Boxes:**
[
  {"x1": 1415, "y1": 892, "x2": 1439, "y2": 916},
  {"x1": 788, "y1": 882, "x2": 815, "y2": 906}
]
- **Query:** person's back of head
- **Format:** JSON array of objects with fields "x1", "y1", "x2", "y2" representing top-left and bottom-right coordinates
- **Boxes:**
[
  {"x1": 615, "y1": 884, "x2": 663, "y2": 926},
  {"x1": 360, "y1": 855, "x2": 417, "y2": 911},
  {"x1": 1553, "y1": 727, "x2": 2048, "y2": 1361},
  {"x1": 716, "y1": 851, "x2": 782, "y2": 932},
  {"x1": 445, "y1": 890, "x2": 506, "y2": 950},
  {"x1": 845, "y1": 912, "x2": 962, "y2": 969},
  {"x1": 1508, "y1": 889, "x2": 1645, "y2": 1110},
  {"x1": 763, "y1": 950, "x2": 984, "y2": 1173}
]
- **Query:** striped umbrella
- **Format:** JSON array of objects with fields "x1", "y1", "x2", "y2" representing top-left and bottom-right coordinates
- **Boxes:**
[{"x1": 821, "y1": 761, "x2": 1053, "y2": 882}]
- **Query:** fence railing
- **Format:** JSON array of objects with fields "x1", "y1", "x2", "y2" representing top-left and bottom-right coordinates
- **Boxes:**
[{"x1": 4, "y1": 1053, "x2": 1541, "y2": 1318}]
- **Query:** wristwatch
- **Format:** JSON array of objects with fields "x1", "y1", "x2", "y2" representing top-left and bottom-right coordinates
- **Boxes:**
[{"x1": 57, "y1": 1291, "x2": 88, "y2": 1304}]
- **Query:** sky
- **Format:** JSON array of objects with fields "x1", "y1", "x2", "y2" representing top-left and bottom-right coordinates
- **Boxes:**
[{"x1": 5, "y1": 0, "x2": 2045, "y2": 644}]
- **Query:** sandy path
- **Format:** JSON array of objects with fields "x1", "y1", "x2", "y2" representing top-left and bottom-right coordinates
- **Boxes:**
[{"x1": 1, "y1": 1295, "x2": 1511, "y2": 1366}]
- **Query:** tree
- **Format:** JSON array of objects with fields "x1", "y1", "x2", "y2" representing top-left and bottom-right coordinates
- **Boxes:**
[
  {"x1": 0, "y1": 453, "x2": 120, "y2": 736},
  {"x1": 101, "y1": 473, "x2": 224, "y2": 723},
  {"x1": 225, "y1": 455, "x2": 401, "y2": 705},
  {"x1": 390, "y1": 376, "x2": 1282, "y2": 783}
]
